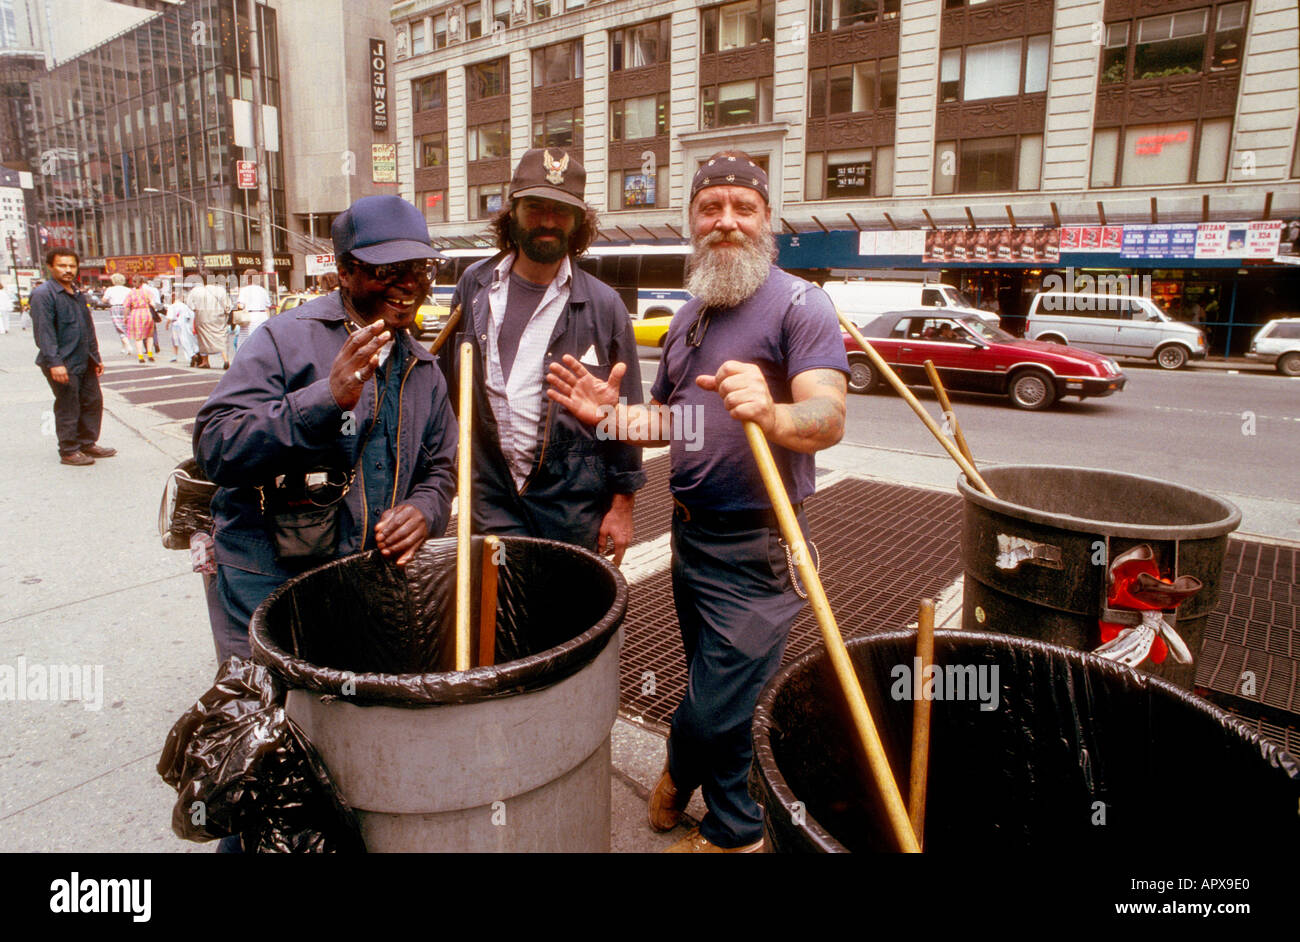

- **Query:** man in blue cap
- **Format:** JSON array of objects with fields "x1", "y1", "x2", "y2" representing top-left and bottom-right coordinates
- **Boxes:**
[{"x1": 194, "y1": 194, "x2": 459, "y2": 670}]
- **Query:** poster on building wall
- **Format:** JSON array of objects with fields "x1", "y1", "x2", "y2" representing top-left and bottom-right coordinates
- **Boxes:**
[
  {"x1": 622, "y1": 173, "x2": 655, "y2": 207},
  {"x1": 1244, "y1": 221, "x2": 1283, "y2": 259},
  {"x1": 923, "y1": 228, "x2": 1059, "y2": 264},
  {"x1": 1193, "y1": 221, "x2": 1283, "y2": 259},
  {"x1": 1121, "y1": 224, "x2": 1198, "y2": 259},
  {"x1": 1059, "y1": 226, "x2": 1123, "y2": 253},
  {"x1": 372, "y1": 144, "x2": 397, "y2": 183},
  {"x1": 857, "y1": 230, "x2": 925, "y2": 256}
]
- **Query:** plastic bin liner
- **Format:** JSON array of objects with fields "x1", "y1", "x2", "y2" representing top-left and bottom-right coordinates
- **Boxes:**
[
  {"x1": 158, "y1": 457, "x2": 217, "y2": 550},
  {"x1": 249, "y1": 536, "x2": 626, "y2": 705},
  {"x1": 751, "y1": 629, "x2": 1300, "y2": 853},
  {"x1": 157, "y1": 657, "x2": 365, "y2": 853}
]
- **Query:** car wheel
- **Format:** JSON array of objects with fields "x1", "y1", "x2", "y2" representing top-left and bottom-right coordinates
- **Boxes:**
[
  {"x1": 847, "y1": 355, "x2": 877, "y2": 394},
  {"x1": 1277, "y1": 351, "x2": 1300, "y2": 376},
  {"x1": 1009, "y1": 369, "x2": 1056, "y2": 410},
  {"x1": 1155, "y1": 344, "x2": 1188, "y2": 370},
  {"x1": 1041, "y1": 334, "x2": 1066, "y2": 345}
]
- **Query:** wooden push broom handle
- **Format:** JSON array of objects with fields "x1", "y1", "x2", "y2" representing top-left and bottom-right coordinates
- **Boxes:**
[
  {"x1": 922, "y1": 360, "x2": 975, "y2": 468},
  {"x1": 837, "y1": 312, "x2": 996, "y2": 498},
  {"x1": 743, "y1": 421, "x2": 921, "y2": 854},
  {"x1": 455, "y1": 342, "x2": 474, "y2": 671},
  {"x1": 909, "y1": 598, "x2": 936, "y2": 850}
]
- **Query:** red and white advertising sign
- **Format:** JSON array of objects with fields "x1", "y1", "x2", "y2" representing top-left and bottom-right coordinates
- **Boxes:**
[
  {"x1": 306, "y1": 253, "x2": 337, "y2": 276},
  {"x1": 1194, "y1": 223, "x2": 1229, "y2": 258},
  {"x1": 236, "y1": 160, "x2": 258, "y2": 189},
  {"x1": 1059, "y1": 226, "x2": 1123, "y2": 253},
  {"x1": 1245, "y1": 221, "x2": 1283, "y2": 259}
]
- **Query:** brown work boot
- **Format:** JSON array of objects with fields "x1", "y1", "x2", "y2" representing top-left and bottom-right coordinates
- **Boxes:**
[
  {"x1": 664, "y1": 827, "x2": 763, "y2": 854},
  {"x1": 648, "y1": 762, "x2": 690, "y2": 832},
  {"x1": 60, "y1": 451, "x2": 94, "y2": 466}
]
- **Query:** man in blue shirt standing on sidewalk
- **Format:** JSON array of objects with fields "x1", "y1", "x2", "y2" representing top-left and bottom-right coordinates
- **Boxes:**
[{"x1": 31, "y1": 249, "x2": 117, "y2": 466}]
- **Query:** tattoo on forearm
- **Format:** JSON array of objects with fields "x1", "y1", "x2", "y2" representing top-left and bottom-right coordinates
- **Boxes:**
[{"x1": 790, "y1": 398, "x2": 840, "y2": 438}]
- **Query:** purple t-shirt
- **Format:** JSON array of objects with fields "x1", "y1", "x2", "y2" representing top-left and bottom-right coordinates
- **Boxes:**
[{"x1": 650, "y1": 266, "x2": 849, "y2": 511}]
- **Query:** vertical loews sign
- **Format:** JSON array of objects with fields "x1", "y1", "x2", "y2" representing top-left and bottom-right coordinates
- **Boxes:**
[{"x1": 370, "y1": 38, "x2": 388, "y2": 131}]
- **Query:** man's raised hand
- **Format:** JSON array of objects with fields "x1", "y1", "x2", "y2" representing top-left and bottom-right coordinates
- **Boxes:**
[
  {"x1": 329, "y1": 321, "x2": 392, "y2": 411},
  {"x1": 546, "y1": 354, "x2": 625, "y2": 426}
]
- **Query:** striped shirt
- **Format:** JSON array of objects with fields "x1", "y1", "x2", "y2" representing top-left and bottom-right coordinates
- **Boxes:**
[{"x1": 485, "y1": 252, "x2": 571, "y2": 489}]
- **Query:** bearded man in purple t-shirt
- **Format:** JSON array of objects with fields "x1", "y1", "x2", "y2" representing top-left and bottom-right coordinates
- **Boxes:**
[{"x1": 547, "y1": 149, "x2": 849, "y2": 852}]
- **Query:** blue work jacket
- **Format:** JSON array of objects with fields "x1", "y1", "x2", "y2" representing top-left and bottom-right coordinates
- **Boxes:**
[
  {"x1": 194, "y1": 292, "x2": 458, "y2": 578},
  {"x1": 31, "y1": 280, "x2": 100, "y2": 372}
]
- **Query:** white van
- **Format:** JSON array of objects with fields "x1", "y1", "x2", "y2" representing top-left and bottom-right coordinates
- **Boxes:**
[
  {"x1": 1025, "y1": 292, "x2": 1207, "y2": 370},
  {"x1": 822, "y1": 280, "x2": 998, "y2": 326}
]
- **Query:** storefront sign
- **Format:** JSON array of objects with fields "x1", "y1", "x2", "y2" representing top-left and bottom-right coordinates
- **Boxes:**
[
  {"x1": 371, "y1": 144, "x2": 397, "y2": 183},
  {"x1": 370, "y1": 38, "x2": 389, "y2": 131},
  {"x1": 178, "y1": 252, "x2": 294, "y2": 271},
  {"x1": 1059, "y1": 226, "x2": 1123, "y2": 253},
  {"x1": 924, "y1": 228, "x2": 1059, "y2": 264},
  {"x1": 105, "y1": 254, "x2": 181, "y2": 277},
  {"x1": 236, "y1": 160, "x2": 257, "y2": 189}
]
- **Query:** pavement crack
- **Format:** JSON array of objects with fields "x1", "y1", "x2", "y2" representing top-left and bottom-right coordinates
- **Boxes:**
[{"x1": 0, "y1": 749, "x2": 160, "y2": 822}]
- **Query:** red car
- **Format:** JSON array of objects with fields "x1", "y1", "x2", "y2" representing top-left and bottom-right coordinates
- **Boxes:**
[{"x1": 843, "y1": 310, "x2": 1127, "y2": 410}]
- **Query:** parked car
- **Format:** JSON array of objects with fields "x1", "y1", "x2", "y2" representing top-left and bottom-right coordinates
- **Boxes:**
[
  {"x1": 1246, "y1": 317, "x2": 1300, "y2": 375},
  {"x1": 843, "y1": 310, "x2": 1127, "y2": 410},
  {"x1": 823, "y1": 279, "x2": 1000, "y2": 327},
  {"x1": 1025, "y1": 291, "x2": 1207, "y2": 370}
]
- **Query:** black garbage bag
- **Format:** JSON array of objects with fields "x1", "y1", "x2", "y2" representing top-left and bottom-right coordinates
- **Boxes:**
[
  {"x1": 250, "y1": 537, "x2": 625, "y2": 705},
  {"x1": 158, "y1": 657, "x2": 365, "y2": 853}
]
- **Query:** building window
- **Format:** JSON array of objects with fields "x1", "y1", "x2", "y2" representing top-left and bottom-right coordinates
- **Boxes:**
[
  {"x1": 533, "y1": 0, "x2": 552, "y2": 19},
  {"x1": 534, "y1": 40, "x2": 583, "y2": 86},
  {"x1": 611, "y1": 19, "x2": 670, "y2": 70},
  {"x1": 810, "y1": 0, "x2": 899, "y2": 32},
  {"x1": 417, "y1": 131, "x2": 446, "y2": 168},
  {"x1": 533, "y1": 108, "x2": 583, "y2": 148},
  {"x1": 610, "y1": 94, "x2": 667, "y2": 140},
  {"x1": 465, "y1": 3, "x2": 483, "y2": 40},
  {"x1": 805, "y1": 146, "x2": 894, "y2": 199},
  {"x1": 467, "y1": 58, "x2": 508, "y2": 100},
  {"x1": 467, "y1": 122, "x2": 510, "y2": 161},
  {"x1": 701, "y1": 78, "x2": 772, "y2": 128},
  {"x1": 469, "y1": 182, "x2": 506, "y2": 219},
  {"x1": 434, "y1": 13, "x2": 448, "y2": 48},
  {"x1": 412, "y1": 73, "x2": 445, "y2": 112},
  {"x1": 1101, "y1": 24, "x2": 1128, "y2": 84},
  {"x1": 411, "y1": 21, "x2": 428, "y2": 55},
  {"x1": 1135, "y1": 9, "x2": 1207, "y2": 78},
  {"x1": 416, "y1": 189, "x2": 446, "y2": 223},
  {"x1": 934, "y1": 135, "x2": 1041, "y2": 194},
  {"x1": 941, "y1": 36, "x2": 1050, "y2": 103},
  {"x1": 808, "y1": 58, "x2": 897, "y2": 116},
  {"x1": 608, "y1": 165, "x2": 668, "y2": 208},
  {"x1": 702, "y1": 0, "x2": 774, "y2": 54},
  {"x1": 1211, "y1": 3, "x2": 1246, "y2": 69},
  {"x1": 493, "y1": 0, "x2": 510, "y2": 33},
  {"x1": 1091, "y1": 120, "x2": 1233, "y2": 187}
]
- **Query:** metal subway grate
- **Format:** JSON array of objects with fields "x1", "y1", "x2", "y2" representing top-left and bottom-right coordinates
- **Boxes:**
[
  {"x1": 1197, "y1": 540, "x2": 1300, "y2": 730},
  {"x1": 620, "y1": 478, "x2": 966, "y2": 731},
  {"x1": 631, "y1": 453, "x2": 674, "y2": 545},
  {"x1": 1222, "y1": 708, "x2": 1300, "y2": 759}
]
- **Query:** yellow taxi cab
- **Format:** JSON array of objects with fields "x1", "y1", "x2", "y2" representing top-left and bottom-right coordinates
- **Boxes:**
[{"x1": 633, "y1": 315, "x2": 673, "y2": 348}]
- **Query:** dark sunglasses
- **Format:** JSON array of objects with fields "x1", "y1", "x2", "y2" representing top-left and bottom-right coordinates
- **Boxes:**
[
  {"x1": 351, "y1": 258, "x2": 435, "y2": 283},
  {"x1": 686, "y1": 308, "x2": 713, "y2": 348}
]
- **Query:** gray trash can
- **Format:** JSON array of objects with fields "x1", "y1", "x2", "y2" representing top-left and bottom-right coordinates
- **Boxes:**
[
  {"x1": 958, "y1": 465, "x2": 1240, "y2": 688},
  {"x1": 751, "y1": 630, "x2": 1299, "y2": 853},
  {"x1": 249, "y1": 535, "x2": 626, "y2": 852}
]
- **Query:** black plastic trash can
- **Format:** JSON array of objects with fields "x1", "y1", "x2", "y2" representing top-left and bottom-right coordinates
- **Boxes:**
[
  {"x1": 958, "y1": 465, "x2": 1240, "y2": 688},
  {"x1": 751, "y1": 630, "x2": 1299, "y2": 853},
  {"x1": 249, "y1": 535, "x2": 626, "y2": 852}
]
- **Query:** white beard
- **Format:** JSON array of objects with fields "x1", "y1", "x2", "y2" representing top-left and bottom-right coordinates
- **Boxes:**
[{"x1": 685, "y1": 221, "x2": 775, "y2": 309}]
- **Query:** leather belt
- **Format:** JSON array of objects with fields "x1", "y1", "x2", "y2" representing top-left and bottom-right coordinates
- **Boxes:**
[{"x1": 672, "y1": 498, "x2": 801, "y2": 531}]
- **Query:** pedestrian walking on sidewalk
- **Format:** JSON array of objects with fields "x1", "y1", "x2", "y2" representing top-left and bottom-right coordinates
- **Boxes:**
[
  {"x1": 103, "y1": 272, "x2": 132, "y2": 356},
  {"x1": 124, "y1": 276, "x2": 156, "y2": 362},
  {"x1": 547, "y1": 151, "x2": 849, "y2": 853},
  {"x1": 30, "y1": 249, "x2": 117, "y2": 466},
  {"x1": 0, "y1": 284, "x2": 12, "y2": 334},
  {"x1": 188, "y1": 275, "x2": 229, "y2": 369}
]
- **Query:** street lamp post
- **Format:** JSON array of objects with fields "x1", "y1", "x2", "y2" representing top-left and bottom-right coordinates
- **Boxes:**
[{"x1": 143, "y1": 186, "x2": 206, "y2": 277}]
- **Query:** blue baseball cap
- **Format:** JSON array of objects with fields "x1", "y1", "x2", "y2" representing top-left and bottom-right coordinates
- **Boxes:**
[{"x1": 331, "y1": 195, "x2": 442, "y2": 265}]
